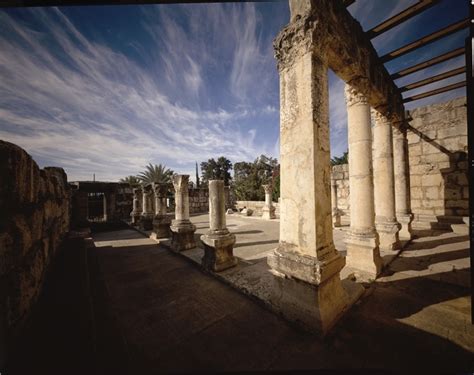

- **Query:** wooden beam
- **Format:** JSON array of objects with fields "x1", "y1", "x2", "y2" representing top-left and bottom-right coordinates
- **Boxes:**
[
  {"x1": 391, "y1": 47, "x2": 465, "y2": 79},
  {"x1": 381, "y1": 18, "x2": 469, "y2": 63},
  {"x1": 402, "y1": 80, "x2": 466, "y2": 102},
  {"x1": 399, "y1": 66, "x2": 466, "y2": 92},
  {"x1": 367, "y1": 0, "x2": 438, "y2": 39}
]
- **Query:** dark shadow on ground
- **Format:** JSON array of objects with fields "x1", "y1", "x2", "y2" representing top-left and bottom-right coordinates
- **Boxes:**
[
  {"x1": 231, "y1": 229, "x2": 264, "y2": 235},
  {"x1": 234, "y1": 239, "x2": 279, "y2": 248},
  {"x1": 404, "y1": 235, "x2": 469, "y2": 251}
]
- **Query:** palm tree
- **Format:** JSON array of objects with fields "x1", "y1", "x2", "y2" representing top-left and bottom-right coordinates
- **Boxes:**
[
  {"x1": 119, "y1": 175, "x2": 141, "y2": 188},
  {"x1": 137, "y1": 163, "x2": 174, "y2": 184}
]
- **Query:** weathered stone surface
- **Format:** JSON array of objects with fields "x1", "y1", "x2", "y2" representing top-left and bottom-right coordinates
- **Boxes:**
[
  {"x1": 201, "y1": 180, "x2": 237, "y2": 272},
  {"x1": 407, "y1": 97, "x2": 468, "y2": 229},
  {"x1": 0, "y1": 140, "x2": 70, "y2": 358},
  {"x1": 170, "y1": 175, "x2": 196, "y2": 251}
]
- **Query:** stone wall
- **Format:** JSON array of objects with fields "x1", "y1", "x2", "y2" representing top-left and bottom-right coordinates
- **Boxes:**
[
  {"x1": 331, "y1": 164, "x2": 350, "y2": 216},
  {"x1": 0, "y1": 141, "x2": 70, "y2": 358},
  {"x1": 407, "y1": 96, "x2": 468, "y2": 228},
  {"x1": 235, "y1": 200, "x2": 280, "y2": 217},
  {"x1": 188, "y1": 187, "x2": 233, "y2": 214}
]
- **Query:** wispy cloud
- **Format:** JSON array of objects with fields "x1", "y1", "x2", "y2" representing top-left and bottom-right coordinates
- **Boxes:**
[{"x1": 0, "y1": 6, "x2": 279, "y2": 181}]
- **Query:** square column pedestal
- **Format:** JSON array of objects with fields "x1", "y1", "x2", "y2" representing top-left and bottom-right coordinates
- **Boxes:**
[
  {"x1": 201, "y1": 230, "x2": 237, "y2": 272},
  {"x1": 170, "y1": 220, "x2": 196, "y2": 251}
]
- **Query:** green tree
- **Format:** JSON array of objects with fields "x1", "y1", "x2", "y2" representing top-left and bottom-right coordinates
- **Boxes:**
[
  {"x1": 233, "y1": 155, "x2": 279, "y2": 201},
  {"x1": 137, "y1": 163, "x2": 174, "y2": 184},
  {"x1": 119, "y1": 175, "x2": 141, "y2": 188},
  {"x1": 200, "y1": 156, "x2": 233, "y2": 186},
  {"x1": 331, "y1": 150, "x2": 348, "y2": 166}
]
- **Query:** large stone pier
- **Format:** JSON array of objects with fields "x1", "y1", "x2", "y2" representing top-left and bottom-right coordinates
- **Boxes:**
[
  {"x1": 201, "y1": 180, "x2": 237, "y2": 271},
  {"x1": 267, "y1": 5, "x2": 363, "y2": 333},
  {"x1": 170, "y1": 175, "x2": 196, "y2": 251}
]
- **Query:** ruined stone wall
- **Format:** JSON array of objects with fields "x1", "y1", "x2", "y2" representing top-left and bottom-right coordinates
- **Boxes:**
[
  {"x1": 407, "y1": 97, "x2": 468, "y2": 228},
  {"x1": 188, "y1": 187, "x2": 232, "y2": 214},
  {"x1": 115, "y1": 184, "x2": 133, "y2": 219},
  {"x1": 0, "y1": 141, "x2": 70, "y2": 351},
  {"x1": 235, "y1": 201, "x2": 281, "y2": 217},
  {"x1": 331, "y1": 164, "x2": 350, "y2": 216}
]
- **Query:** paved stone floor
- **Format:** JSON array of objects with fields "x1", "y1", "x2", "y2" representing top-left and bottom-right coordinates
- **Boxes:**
[{"x1": 7, "y1": 217, "x2": 473, "y2": 373}]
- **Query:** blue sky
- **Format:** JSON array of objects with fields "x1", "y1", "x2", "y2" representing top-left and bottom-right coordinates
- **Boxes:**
[{"x1": 0, "y1": 0, "x2": 468, "y2": 181}]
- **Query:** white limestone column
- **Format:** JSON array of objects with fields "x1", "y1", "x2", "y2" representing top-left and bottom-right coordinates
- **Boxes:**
[
  {"x1": 262, "y1": 184, "x2": 276, "y2": 220},
  {"x1": 151, "y1": 183, "x2": 171, "y2": 239},
  {"x1": 141, "y1": 185, "x2": 153, "y2": 218},
  {"x1": 130, "y1": 188, "x2": 142, "y2": 224},
  {"x1": 266, "y1": 9, "x2": 363, "y2": 333},
  {"x1": 344, "y1": 85, "x2": 382, "y2": 278},
  {"x1": 372, "y1": 108, "x2": 401, "y2": 251},
  {"x1": 170, "y1": 175, "x2": 196, "y2": 251},
  {"x1": 201, "y1": 180, "x2": 236, "y2": 271},
  {"x1": 331, "y1": 179, "x2": 341, "y2": 227},
  {"x1": 392, "y1": 122, "x2": 413, "y2": 240}
]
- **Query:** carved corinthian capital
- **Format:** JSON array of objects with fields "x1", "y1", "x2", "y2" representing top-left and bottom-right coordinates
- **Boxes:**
[
  {"x1": 152, "y1": 182, "x2": 168, "y2": 198},
  {"x1": 172, "y1": 174, "x2": 189, "y2": 194},
  {"x1": 344, "y1": 85, "x2": 368, "y2": 107},
  {"x1": 273, "y1": 11, "x2": 328, "y2": 72},
  {"x1": 262, "y1": 184, "x2": 273, "y2": 195},
  {"x1": 371, "y1": 108, "x2": 392, "y2": 126}
]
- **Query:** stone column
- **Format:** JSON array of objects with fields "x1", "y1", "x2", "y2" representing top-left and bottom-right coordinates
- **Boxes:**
[
  {"x1": 267, "y1": 4, "x2": 363, "y2": 334},
  {"x1": 372, "y1": 108, "x2": 401, "y2": 251},
  {"x1": 102, "y1": 193, "x2": 108, "y2": 222},
  {"x1": 105, "y1": 192, "x2": 116, "y2": 223},
  {"x1": 261, "y1": 184, "x2": 276, "y2": 220},
  {"x1": 170, "y1": 175, "x2": 196, "y2": 251},
  {"x1": 201, "y1": 180, "x2": 237, "y2": 271},
  {"x1": 331, "y1": 179, "x2": 341, "y2": 227},
  {"x1": 130, "y1": 188, "x2": 142, "y2": 225},
  {"x1": 344, "y1": 85, "x2": 382, "y2": 278},
  {"x1": 151, "y1": 183, "x2": 171, "y2": 239},
  {"x1": 140, "y1": 184, "x2": 154, "y2": 230},
  {"x1": 392, "y1": 121, "x2": 413, "y2": 240}
]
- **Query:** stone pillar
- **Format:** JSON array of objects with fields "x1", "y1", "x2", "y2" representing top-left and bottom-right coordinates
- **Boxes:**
[
  {"x1": 331, "y1": 179, "x2": 341, "y2": 227},
  {"x1": 344, "y1": 85, "x2": 382, "y2": 278},
  {"x1": 261, "y1": 184, "x2": 276, "y2": 220},
  {"x1": 372, "y1": 108, "x2": 401, "y2": 251},
  {"x1": 201, "y1": 180, "x2": 237, "y2": 271},
  {"x1": 105, "y1": 192, "x2": 116, "y2": 223},
  {"x1": 392, "y1": 122, "x2": 413, "y2": 240},
  {"x1": 130, "y1": 188, "x2": 142, "y2": 225},
  {"x1": 170, "y1": 175, "x2": 196, "y2": 251},
  {"x1": 151, "y1": 183, "x2": 171, "y2": 239},
  {"x1": 140, "y1": 184, "x2": 154, "y2": 230},
  {"x1": 102, "y1": 193, "x2": 107, "y2": 222},
  {"x1": 267, "y1": 6, "x2": 363, "y2": 334}
]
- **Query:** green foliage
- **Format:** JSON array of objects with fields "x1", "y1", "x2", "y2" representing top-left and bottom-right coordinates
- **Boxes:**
[
  {"x1": 137, "y1": 163, "x2": 174, "y2": 184},
  {"x1": 331, "y1": 150, "x2": 349, "y2": 166},
  {"x1": 200, "y1": 156, "x2": 233, "y2": 186},
  {"x1": 119, "y1": 175, "x2": 141, "y2": 188},
  {"x1": 233, "y1": 155, "x2": 279, "y2": 201}
]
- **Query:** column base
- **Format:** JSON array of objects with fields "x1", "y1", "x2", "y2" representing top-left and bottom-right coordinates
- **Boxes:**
[
  {"x1": 267, "y1": 244, "x2": 362, "y2": 334},
  {"x1": 201, "y1": 230, "x2": 237, "y2": 272},
  {"x1": 151, "y1": 214, "x2": 171, "y2": 239},
  {"x1": 376, "y1": 220, "x2": 401, "y2": 251},
  {"x1": 131, "y1": 212, "x2": 141, "y2": 225},
  {"x1": 140, "y1": 214, "x2": 154, "y2": 230},
  {"x1": 397, "y1": 213, "x2": 413, "y2": 240},
  {"x1": 345, "y1": 231, "x2": 382, "y2": 280},
  {"x1": 262, "y1": 206, "x2": 276, "y2": 220},
  {"x1": 170, "y1": 220, "x2": 196, "y2": 251}
]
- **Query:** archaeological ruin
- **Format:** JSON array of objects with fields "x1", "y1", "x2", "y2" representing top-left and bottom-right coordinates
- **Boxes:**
[{"x1": 0, "y1": 0, "x2": 472, "y2": 373}]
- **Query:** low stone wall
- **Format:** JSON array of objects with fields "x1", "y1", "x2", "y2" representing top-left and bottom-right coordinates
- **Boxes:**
[
  {"x1": 188, "y1": 187, "x2": 233, "y2": 214},
  {"x1": 235, "y1": 200, "x2": 280, "y2": 217},
  {"x1": 407, "y1": 97, "x2": 468, "y2": 228},
  {"x1": 0, "y1": 140, "x2": 70, "y2": 358},
  {"x1": 331, "y1": 164, "x2": 350, "y2": 217}
]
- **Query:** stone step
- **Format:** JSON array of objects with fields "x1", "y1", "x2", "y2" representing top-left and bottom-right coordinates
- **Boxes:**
[{"x1": 451, "y1": 224, "x2": 468, "y2": 235}]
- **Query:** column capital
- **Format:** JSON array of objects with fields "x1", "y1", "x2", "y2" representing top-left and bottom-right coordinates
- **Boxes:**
[
  {"x1": 133, "y1": 187, "x2": 142, "y2": 196},
  {"x1": 152, "y1": 182, "x2": 168, "y2": 198},
  {"x1": 172, "y1": 174, "x2": 189, "y2": 194},
  {"x1": 262, "y1": 184, "x2": 273, "y2": 194},
  {"x1": 344, "y1": 85, "x2": 368, "y2": 107},
  {"x1": 273, "y1": 13, "x2": 328, "y2": 72},
  {"x1": 142, "y1": 184, "x2": 153, "y2": 195}
]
